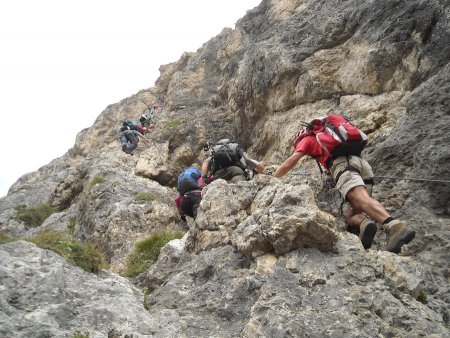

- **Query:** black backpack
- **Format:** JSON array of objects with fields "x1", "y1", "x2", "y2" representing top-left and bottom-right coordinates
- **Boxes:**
[{"x1": 211, "y1": 140, "x2": 243, "y2": 172}]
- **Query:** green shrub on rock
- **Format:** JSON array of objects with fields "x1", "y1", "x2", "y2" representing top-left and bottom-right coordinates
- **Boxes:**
[
  {"x1": 72, "y1": 332, "x2": 89, "y2": 338},
  {"x1": 134, "y1": 192, "x2": 157, "y2": 202},
  {"x1": 123, "y1": 230, "x2": 184, "y2": 277},
  {"x1": 14, "y1": 203, "x2": 57, "y2": 228},
  {"x1": 67, "y1": 217, "x2": 76, "y2": 234},
  {"x1": 0, "y1": 231, "x2": 14, "y2": 244},
  {"x1": 164, "y1": 118, "x2": 182, "y2": 129},
  {"x1": 28, "y1": 229, "x2": 106, "y2": 273},
  {"x1": 418, "y1": 291, "x2": 428, "y2": 304},
  {"x1": 89, "y1": 176, "x2": 105, "y2": 186}
]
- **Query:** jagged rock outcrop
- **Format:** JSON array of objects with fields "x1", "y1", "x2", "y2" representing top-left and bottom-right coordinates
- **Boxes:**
[
  {"x1": 0, "y1": 241, "x2": 155, "y2": 338},
  {"x1": 6, "y1": 238, "x2": 444, "y2": 337},
  {"x1": 136, "y1": 240, "x2": 448, "y2": 338},
  {"x1": 188, "y1": 177, "x2": 337, "y2": 256},
  {"x1": 0, "y1": 0, "x2": 449, "y2": 337}
]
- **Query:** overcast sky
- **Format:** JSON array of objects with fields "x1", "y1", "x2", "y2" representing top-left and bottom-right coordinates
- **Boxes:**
[{"x1": 0, "y1": 0, "x2": 261, "y2": 197}]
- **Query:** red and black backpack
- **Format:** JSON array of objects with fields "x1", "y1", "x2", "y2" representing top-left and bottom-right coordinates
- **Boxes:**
[{"x1": 293, "y1": 114, "x2": 368, "y2": 171}]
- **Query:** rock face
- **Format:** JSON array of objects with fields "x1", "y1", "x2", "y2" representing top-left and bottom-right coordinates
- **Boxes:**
[
  {"x1": 0, "y1": 0, "x2": 449, "y2": 337},
  {"x1": 0, "y1": 241, "x2": 155, "y2": 338},
  {"x1": 189, "y1": 177, "x2": 337, "y2": 257}
]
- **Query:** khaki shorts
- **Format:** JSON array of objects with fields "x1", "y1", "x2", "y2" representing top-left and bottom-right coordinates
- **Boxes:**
[
  {"x1": 331, "y1": 156, "x2": 374, "y2": 199},
  {"x1": 214, "y1": 166, "x2": 246, "y2": 182}
]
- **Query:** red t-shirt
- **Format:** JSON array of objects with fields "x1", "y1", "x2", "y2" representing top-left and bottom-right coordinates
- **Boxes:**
[{"x1": 295, "y1": 136, "x2": 332, "y2": 171}]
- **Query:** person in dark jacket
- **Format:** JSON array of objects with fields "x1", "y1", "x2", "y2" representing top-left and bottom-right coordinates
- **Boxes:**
[
  {"x1": 119, "y1": 122, "x2": 147, "y2": 155},
  {"x1": 175, "y1": 176, "x2": 209, "y2": 221}
]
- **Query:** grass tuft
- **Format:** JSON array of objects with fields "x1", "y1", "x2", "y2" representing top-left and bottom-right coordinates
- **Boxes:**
[
  {"x1": 164, "y1": 118, "x2": 182, "y2": 129},
  {"x1": 0, "y1": 231, "x2": 15, "y2": 244},
  {"x1": 89, "y1": 176, "x2": 105, "y2": 186},
  {"x1": 72, "y1": 333, "x2": 89, "y2": 338},
  {"x1": 418, "y1": 290, "x2": 428, "y2": 304},
  {"x1": 14, "y1": 203, "x2": 57, "y2": 228},
  {"x1": 27, "y1": 229, "x2": 106, "y2": 273},
  {"x1": 123, "y1": 230, "x2": 184, "y2": 277},
  {"x1": 135, "y1": 192, "x2": 157, "y2": 202},
  {"x1": 67, "y1": 217, "x2": 76, "y2": 234},
  {"x1": 143, "y1": 287, "x2": 150, "y2": 310}
]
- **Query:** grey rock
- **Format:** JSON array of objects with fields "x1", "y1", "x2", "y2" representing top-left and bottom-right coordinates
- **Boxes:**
[
  {"x1": 0, "y1": 241, "x2": 156, "y2": 338},
  {"x1": 0, "y1": 0, "x2": 449, "y2": 336}
]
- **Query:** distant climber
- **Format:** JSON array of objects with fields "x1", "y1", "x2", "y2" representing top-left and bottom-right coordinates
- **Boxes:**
[
  {"x1": 273, "y1": 114, "x2": 415, "y2": 253},
  {"x1": 175, "y1": 167, "x2": 210, "y2": 221},
  {"x1": 119, "y1": 121, "x2": 148, "y2": 155},
  {"x1": 139, "y1": 112, "x2": 155, "y2": 130},
  {"x1": 139, "y1": 114, "x2": 152, "y2": 129},
  {"x1": 125, "y1": 119, "x2": 151, "y2": 135},
  {"x1": 201, "y1": 139, "x2": 265, "y2": 183},
  {"x1": 140, "y1": 102, "x2": 159, "y2": 128}
]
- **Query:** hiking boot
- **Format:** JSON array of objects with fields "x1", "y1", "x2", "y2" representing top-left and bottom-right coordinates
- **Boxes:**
[
  {"x1": 359, "y1": 219, "x2": 377, "y2": 249},
  {"x1": 384, "y1": 220, "x2": 415, "y2": 253}
]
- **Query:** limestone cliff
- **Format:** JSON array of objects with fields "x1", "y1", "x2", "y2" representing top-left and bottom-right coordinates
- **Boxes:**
[{"x1": 0, "y1": 0, "x2": 449, "y2": 337}]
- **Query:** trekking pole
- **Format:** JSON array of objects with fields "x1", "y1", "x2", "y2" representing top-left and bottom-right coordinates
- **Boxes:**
[
  {"x1": 150, "y1": 139, "x2": 164, "y2": 159},
  {"x1": 151, "y1": 140, "x2": 161, "y2": 151},
  {"x1": 140, "y1": 138, "x2": 150, "y2": 148},
  {"x1": 374, "y1": 176, "x2": 450, "y2": 184}
]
